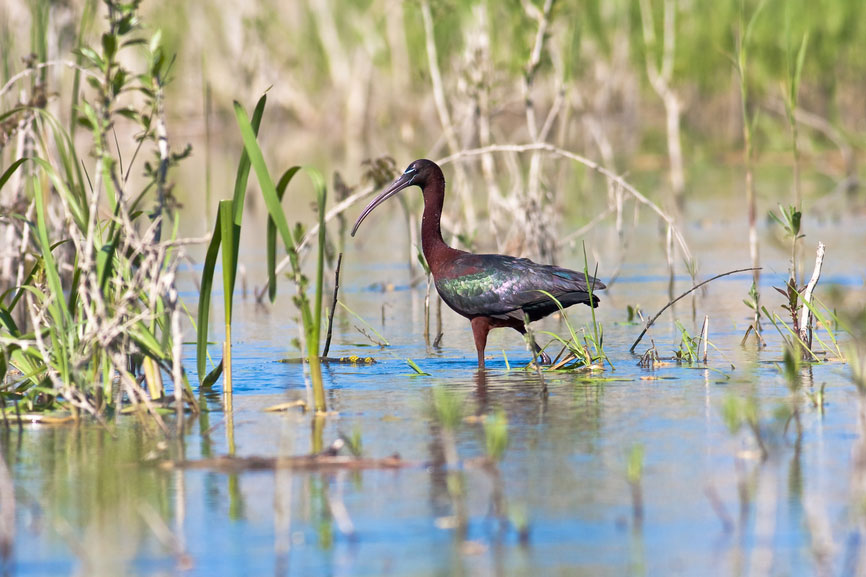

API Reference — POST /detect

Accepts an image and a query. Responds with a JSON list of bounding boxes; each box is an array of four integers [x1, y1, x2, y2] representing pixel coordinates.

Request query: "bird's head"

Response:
[[351, 159, 439, 236]]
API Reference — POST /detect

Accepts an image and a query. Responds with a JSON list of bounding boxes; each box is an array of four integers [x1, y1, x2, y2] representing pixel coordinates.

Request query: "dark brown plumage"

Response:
[[352, 159, 604, 368]]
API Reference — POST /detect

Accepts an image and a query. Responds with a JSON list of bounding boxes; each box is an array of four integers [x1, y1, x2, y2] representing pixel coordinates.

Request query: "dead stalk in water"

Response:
[[639, 0, 685, 205], [420, 0, 475, 232], [322, 253, 343, 358], [798, 243, 825, 357], [631, 268, 759, 353]]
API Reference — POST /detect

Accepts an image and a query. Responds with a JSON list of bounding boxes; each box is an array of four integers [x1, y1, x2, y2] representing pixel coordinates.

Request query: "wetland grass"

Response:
[[196, 95, 329, 412], [0, 1, 196, 422]]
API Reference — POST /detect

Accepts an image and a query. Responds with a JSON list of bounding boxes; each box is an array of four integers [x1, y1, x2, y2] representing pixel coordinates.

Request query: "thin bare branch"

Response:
[[630, 267, 760, 353], [437, 143, 693, 263]]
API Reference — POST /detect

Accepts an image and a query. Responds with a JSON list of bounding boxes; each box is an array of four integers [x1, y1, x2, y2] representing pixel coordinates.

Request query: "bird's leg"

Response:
[[470, 317, 491, 369], [514, 326, 551, 365]]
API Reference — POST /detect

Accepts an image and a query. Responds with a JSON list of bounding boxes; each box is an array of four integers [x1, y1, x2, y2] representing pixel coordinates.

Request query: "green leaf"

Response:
[[268, 167, 302, 302], [101, 32, 117, 62], [219, 200, 237, 323], [129, 322, 165, 360], [743, 0, 767, 49], [32, 179, 69, 331], [792, 32, 809, 106], [74, 46, 104, 70], [201, 359, 223, 389], [196, 210, 222, 385], [0, 307, 19, 336], [0, 158, 27, 192], [233, 101, 295, 254], [310, 166, 327, 349], [406, 358, 430, 376], [149, 29, 163, 54]]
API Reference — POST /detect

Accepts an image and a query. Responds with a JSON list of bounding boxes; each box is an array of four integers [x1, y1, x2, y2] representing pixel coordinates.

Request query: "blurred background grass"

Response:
[[1, 0, 864, 237]]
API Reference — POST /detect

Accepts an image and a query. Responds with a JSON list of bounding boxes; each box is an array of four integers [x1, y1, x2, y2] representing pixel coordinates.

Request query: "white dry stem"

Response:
[[521, 0, 557, 261], [638, 0, 685, 200], [798, 242, 825, 352], [0, 60, 100, 100], [420, 0, 475, 231]]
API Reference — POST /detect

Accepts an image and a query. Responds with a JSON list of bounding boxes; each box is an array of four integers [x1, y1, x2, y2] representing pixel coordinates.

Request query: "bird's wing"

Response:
[[434, 253, 604, 320]]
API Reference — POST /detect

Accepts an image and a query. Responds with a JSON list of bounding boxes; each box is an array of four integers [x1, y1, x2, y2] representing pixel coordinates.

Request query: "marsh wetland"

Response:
[[1, 0, 866, 575]]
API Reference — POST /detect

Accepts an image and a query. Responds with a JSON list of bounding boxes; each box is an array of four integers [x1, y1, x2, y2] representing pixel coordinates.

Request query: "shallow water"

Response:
[[5, 204, 866, 576]]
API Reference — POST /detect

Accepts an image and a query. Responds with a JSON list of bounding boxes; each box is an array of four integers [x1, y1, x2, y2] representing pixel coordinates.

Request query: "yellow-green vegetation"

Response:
[[0, 0, 196, 421]]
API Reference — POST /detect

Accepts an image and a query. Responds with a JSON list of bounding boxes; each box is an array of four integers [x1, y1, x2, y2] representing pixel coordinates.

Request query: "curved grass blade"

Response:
[[268, 167, 301, 302], [196, 210, 222, 384]]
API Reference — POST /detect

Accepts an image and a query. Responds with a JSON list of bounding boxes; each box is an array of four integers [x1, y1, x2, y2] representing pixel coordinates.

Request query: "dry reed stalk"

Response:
[[638, 0, 685, 204], [420, 0, 476, 233], [798, 242, 825, 356], [437, 142, 693, 264]]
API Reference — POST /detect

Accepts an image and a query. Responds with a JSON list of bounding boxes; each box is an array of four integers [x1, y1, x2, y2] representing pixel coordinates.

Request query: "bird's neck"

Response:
[[420, 174, 458, 272]]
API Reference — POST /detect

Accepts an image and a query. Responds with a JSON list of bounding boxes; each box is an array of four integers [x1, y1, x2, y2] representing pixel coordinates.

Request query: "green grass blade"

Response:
[[0, 158, 26, 191], [231, 94, 267, 223], [196, 209, 222, 384], [268, 167, 302, 302], [233, 101, 296, 253], [310, 166, 327, 350], [219, 200, 237, 323], [32, 178, 69, 331]]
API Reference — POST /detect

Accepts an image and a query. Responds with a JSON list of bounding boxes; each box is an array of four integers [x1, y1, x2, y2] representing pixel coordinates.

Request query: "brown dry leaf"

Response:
[[263, 400, 307, 412]]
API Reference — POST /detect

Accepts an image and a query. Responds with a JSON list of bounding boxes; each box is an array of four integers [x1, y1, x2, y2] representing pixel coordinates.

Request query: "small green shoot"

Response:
[[406, 358, 430, 376]]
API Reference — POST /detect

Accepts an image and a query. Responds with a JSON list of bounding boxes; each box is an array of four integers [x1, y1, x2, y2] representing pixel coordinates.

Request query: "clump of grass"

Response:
[[536, 246, 611, 371], [673, 321, 700, 363], [196, 95, 329, 412], [0, 1, 196, 422]]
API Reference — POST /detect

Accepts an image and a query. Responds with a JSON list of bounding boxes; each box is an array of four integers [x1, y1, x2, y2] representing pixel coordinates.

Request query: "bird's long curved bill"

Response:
[[351, 172, 415, 236]]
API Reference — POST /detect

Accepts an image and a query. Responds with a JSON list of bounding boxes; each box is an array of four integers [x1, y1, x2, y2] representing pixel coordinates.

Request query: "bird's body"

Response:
[[352, 159, 604, 368]]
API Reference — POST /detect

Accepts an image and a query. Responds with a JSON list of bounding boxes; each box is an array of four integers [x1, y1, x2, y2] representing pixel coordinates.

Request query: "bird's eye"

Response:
[[404, 167, 416, 175]]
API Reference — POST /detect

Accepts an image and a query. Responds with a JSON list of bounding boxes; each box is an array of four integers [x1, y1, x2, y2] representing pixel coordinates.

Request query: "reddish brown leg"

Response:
[[470, 317, 491, 369]]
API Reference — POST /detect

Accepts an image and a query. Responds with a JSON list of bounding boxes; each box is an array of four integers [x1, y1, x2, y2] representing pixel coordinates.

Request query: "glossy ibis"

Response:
[[352, 159, 605, 369]]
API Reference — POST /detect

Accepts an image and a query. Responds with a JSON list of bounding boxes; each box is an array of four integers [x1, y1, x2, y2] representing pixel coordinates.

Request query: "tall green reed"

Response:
[[195, 95, 329, 413]]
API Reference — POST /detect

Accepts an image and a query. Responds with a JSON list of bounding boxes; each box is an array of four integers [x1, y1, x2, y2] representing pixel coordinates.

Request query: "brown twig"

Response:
[[322, 252, 343, 357], [630, 268, 760, 353]]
